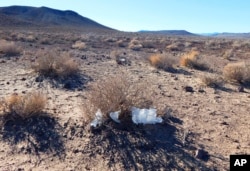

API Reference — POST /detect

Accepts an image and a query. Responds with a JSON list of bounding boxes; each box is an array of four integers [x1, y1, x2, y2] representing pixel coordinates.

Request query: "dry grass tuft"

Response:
[[180, 50, 209, 71], [72, 41, 87, 50], [0, 40, 21, 56], [180, 50, 199, 66], [82, 74, 153, 123], [148, 53, 177, 72], [0, 92, 47, 120], [33, 50, 79, 79], [223, 62, 250, 84]]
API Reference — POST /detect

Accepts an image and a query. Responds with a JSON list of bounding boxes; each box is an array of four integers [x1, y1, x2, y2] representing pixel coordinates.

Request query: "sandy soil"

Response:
[[0, 29, 249, 171]]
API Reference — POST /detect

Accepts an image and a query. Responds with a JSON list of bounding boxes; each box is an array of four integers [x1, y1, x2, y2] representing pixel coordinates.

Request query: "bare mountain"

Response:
[[0, 6, 113, 31]]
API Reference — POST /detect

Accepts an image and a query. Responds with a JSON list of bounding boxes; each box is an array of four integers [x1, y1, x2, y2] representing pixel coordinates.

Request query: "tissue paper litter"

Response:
[[109, 111, 121, 123], [131, 107, 163, 124], [90, 109, 103, 127]]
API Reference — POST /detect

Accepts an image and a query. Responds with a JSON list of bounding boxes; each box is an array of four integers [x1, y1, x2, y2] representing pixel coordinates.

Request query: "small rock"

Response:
[[221, 121, 229, 125], [198, 89, 205, 93], [73, 149, 80, 153], [20, 77, 26, 81], [183, 86, 194, 92]]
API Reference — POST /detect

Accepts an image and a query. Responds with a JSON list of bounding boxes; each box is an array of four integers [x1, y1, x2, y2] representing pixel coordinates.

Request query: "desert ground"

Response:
[[0, 28, 250, 171]]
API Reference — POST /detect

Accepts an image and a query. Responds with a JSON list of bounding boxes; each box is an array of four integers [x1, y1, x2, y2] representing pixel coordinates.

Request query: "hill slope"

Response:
[[0, 6, 112, 30]]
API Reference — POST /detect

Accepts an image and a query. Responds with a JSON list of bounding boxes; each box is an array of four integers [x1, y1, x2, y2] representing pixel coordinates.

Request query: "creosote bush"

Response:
[[223, 62, 250, 84], [180, 50, 209, 71], [148, 53, 177, 72], [83, 74, 153, 123], [0, 39, 21, 56], [0, 91, 47, 120], [33, 50, 79, 79]]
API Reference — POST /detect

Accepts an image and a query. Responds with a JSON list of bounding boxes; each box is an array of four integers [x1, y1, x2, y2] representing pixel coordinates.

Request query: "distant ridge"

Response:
[[139, 30, 197, 36], [198, 32, 250, 38], [0, 6, 113, 31]]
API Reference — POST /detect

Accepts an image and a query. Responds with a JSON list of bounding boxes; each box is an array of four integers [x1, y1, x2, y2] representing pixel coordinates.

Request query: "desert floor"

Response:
[[0, 28, 250, 171]]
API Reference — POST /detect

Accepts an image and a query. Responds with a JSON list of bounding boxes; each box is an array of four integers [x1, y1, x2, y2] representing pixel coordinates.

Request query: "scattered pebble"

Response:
[[183, 86, 194, 92]]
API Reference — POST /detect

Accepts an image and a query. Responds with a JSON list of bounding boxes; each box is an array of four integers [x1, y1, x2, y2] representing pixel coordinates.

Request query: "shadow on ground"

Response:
[[35, 73, 92, 91], [83, 116, 214, 171], [162, 68, 192, 75], [0, 114, 65, 158]]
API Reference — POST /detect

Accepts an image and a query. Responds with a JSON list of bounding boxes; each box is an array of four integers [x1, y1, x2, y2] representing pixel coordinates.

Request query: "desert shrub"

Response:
[[222, 49, 234, 60], [0, 40, 21, 56], [141, 40, 156, 48], [83, 74, 153, 123], [166, 42, 184, 51], [223, 62, 250, 84], [0, 92, 47, 120], [128, 39, 143, 51], [180, 50, 209, 71], [205, 39, 220, 50], [116, 39, 127, 47], [25, 35, 36, 42], [104, 38, 117, 43], [148, 53, 177, 72], [72, 41, 86, 50], [200, 75, 224, 88], [33, 50, 79, 79], [39, 38, 52, 45]]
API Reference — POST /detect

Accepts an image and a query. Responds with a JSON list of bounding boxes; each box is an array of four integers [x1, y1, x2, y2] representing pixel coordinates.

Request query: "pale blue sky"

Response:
[[0, 0, 249, 33]]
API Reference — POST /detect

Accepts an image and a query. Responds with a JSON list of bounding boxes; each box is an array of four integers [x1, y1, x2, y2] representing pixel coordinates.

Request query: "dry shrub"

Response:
[[0, 40, 21, 56], [83, 74, 153, 123], [148, 53, 177, 72], [1, 92, 47, 120], [116, 39, 127, 47], [141, 40, 156, 48], [222, 49, 234, 60], [166, 43, 184, 51], [180, 50, 209, 71], [128, 39, 143, 51], [72, 41, 87, 50], [25, 35, 36, 42], [33, 50, 79, 79], [200, 75, 224, 88], [104, 38, 117, 43], [180, 50, 199, 66], [39, 38, 51, 45], [223, 62, 250, 84]]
